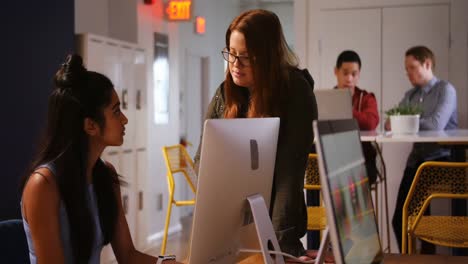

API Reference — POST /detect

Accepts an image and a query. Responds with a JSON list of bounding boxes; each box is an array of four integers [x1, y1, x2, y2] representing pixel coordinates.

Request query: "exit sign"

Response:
[[165, 0, 192, 21]]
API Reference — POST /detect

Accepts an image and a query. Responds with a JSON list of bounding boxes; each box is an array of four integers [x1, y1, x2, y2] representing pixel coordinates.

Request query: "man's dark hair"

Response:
[[336, 50, 361, 69]]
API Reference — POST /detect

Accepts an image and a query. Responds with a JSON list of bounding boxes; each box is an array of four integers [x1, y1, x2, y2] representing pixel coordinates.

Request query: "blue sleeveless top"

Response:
[[21, 163, 104, 264]]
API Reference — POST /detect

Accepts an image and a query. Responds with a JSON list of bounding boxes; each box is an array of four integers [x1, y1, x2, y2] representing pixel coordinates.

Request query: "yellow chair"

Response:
[[161, 144, 197, 255], [304, 154, 327, 231], [402, 161, 468, 254]]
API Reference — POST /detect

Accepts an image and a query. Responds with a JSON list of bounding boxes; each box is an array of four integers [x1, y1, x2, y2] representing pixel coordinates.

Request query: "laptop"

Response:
[[188, 118, 280, 264], [313, 119, 385, 264], [314, 89, 353, 120]]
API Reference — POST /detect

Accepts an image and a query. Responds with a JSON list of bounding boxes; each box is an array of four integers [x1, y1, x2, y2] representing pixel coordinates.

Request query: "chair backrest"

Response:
[[305, 153, 320, 190], [0, 219, 30, 264], [404, 161, 468, 218], [162, 144, 197, 193]]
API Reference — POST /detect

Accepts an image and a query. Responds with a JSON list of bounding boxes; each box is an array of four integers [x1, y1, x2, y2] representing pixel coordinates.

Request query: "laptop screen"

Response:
[[314, 119, 383, 264], [314, 89, 353, 120]]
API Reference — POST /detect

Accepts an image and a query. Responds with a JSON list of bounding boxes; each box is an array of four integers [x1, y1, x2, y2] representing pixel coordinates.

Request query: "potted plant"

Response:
[[385, 104, 423, 134]]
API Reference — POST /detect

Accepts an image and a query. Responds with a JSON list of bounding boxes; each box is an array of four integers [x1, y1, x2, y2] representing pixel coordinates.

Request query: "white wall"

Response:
[[136, 0, 239, 248], [267, 3, 294, 49], [179, 0, 240, 99], [75, 0, 109, 37], [450, 0, 468, 128], [75, 0, 138, 43], [109, 0, 138, 43], [240, 2, 295, 50]]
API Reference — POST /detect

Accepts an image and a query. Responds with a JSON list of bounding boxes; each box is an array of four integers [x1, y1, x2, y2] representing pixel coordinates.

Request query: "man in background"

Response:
[[387, 45, 458, 253], [335, 50, 379, 186]]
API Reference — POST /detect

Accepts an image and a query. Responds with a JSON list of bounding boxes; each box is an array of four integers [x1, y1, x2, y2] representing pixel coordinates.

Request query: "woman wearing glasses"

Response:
[[194, 9, 318, 262]]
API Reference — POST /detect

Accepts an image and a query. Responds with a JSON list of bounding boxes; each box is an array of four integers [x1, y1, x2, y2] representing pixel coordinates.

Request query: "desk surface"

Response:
[[239, 253, 468, 264], [360, 130, 379, 142], [360, 129, 468, 143]]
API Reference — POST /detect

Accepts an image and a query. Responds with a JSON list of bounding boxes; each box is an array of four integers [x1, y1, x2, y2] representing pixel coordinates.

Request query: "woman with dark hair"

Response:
[[194, 9, 318, 261], [20, 54, 177, 263]]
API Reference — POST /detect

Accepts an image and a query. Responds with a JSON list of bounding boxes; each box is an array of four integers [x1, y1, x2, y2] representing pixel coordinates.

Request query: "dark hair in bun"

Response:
[[54, 54, 87, 89], [21, 54, 120, 262]]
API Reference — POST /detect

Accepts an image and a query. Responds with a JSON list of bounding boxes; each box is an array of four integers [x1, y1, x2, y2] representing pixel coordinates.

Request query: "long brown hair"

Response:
[[224, 9, 298, 118]]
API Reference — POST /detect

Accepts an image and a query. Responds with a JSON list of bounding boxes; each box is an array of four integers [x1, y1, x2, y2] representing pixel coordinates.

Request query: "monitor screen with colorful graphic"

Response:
[[314, 119, 384, 264]]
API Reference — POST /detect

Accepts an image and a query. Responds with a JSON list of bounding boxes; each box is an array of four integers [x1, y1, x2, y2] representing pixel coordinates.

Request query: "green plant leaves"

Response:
[[385, 104, 423, 116]]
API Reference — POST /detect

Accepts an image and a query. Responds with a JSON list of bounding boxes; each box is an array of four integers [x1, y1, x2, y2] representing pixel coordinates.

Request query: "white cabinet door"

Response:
[[136, 148, 148, 248], [134, 49, 148, 149], [134, 49, 149, 249], [120, 46, 136, 151], [79, 34, 148, 262], [318, 8, 382, 113], [85, 38, 119, 85], [382, 5, 450, 111], [85, 38, 121, 157], [120, 150, 137, 240]]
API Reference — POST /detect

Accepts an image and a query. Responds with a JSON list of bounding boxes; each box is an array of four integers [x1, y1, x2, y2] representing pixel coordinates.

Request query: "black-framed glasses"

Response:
[[221, 50, 251, 67]]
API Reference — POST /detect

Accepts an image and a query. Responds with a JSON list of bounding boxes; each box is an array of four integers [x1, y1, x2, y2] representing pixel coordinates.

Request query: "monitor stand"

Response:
[[246, 194, 285, 264], [315, 227, 330, 264], [246, 194, 331, 264]]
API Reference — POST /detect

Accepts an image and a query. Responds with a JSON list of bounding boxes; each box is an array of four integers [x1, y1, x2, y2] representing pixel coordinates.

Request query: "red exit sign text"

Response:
[[166, 0, 192, 21]]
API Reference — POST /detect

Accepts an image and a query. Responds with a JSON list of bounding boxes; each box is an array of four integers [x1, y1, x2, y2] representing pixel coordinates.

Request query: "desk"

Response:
[[360, 129, 468, 143], [360, 130, 379, 142], [239, 253, 468, 264]]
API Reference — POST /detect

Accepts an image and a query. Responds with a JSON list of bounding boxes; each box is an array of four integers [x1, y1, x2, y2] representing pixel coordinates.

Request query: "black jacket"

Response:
[[194, 68, 317, 256]]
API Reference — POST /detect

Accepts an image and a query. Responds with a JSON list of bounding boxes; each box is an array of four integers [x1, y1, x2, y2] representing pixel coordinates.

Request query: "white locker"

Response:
[[136, 148, 148, 248], [77, 33, 149, 262], [85, 38, 120, 85], [120, 46, 137, 151], [134, 48, 149, 248], [134, 49, 148, 150], [120, 150, 137, 240]]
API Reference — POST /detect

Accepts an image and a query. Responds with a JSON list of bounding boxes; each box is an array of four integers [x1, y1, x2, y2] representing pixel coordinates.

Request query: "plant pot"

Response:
[[390, 115, 420, 134]]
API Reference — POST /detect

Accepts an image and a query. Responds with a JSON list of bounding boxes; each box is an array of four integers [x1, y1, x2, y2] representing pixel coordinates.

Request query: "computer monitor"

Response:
[[313, 119, 384, 264], [188, 118, 280, 264], [314, 89, 353, 120]]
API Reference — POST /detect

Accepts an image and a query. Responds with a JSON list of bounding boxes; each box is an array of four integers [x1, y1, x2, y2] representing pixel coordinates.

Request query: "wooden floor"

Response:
[[144, 215, 193, 262], [105, 215, 193, 263]]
